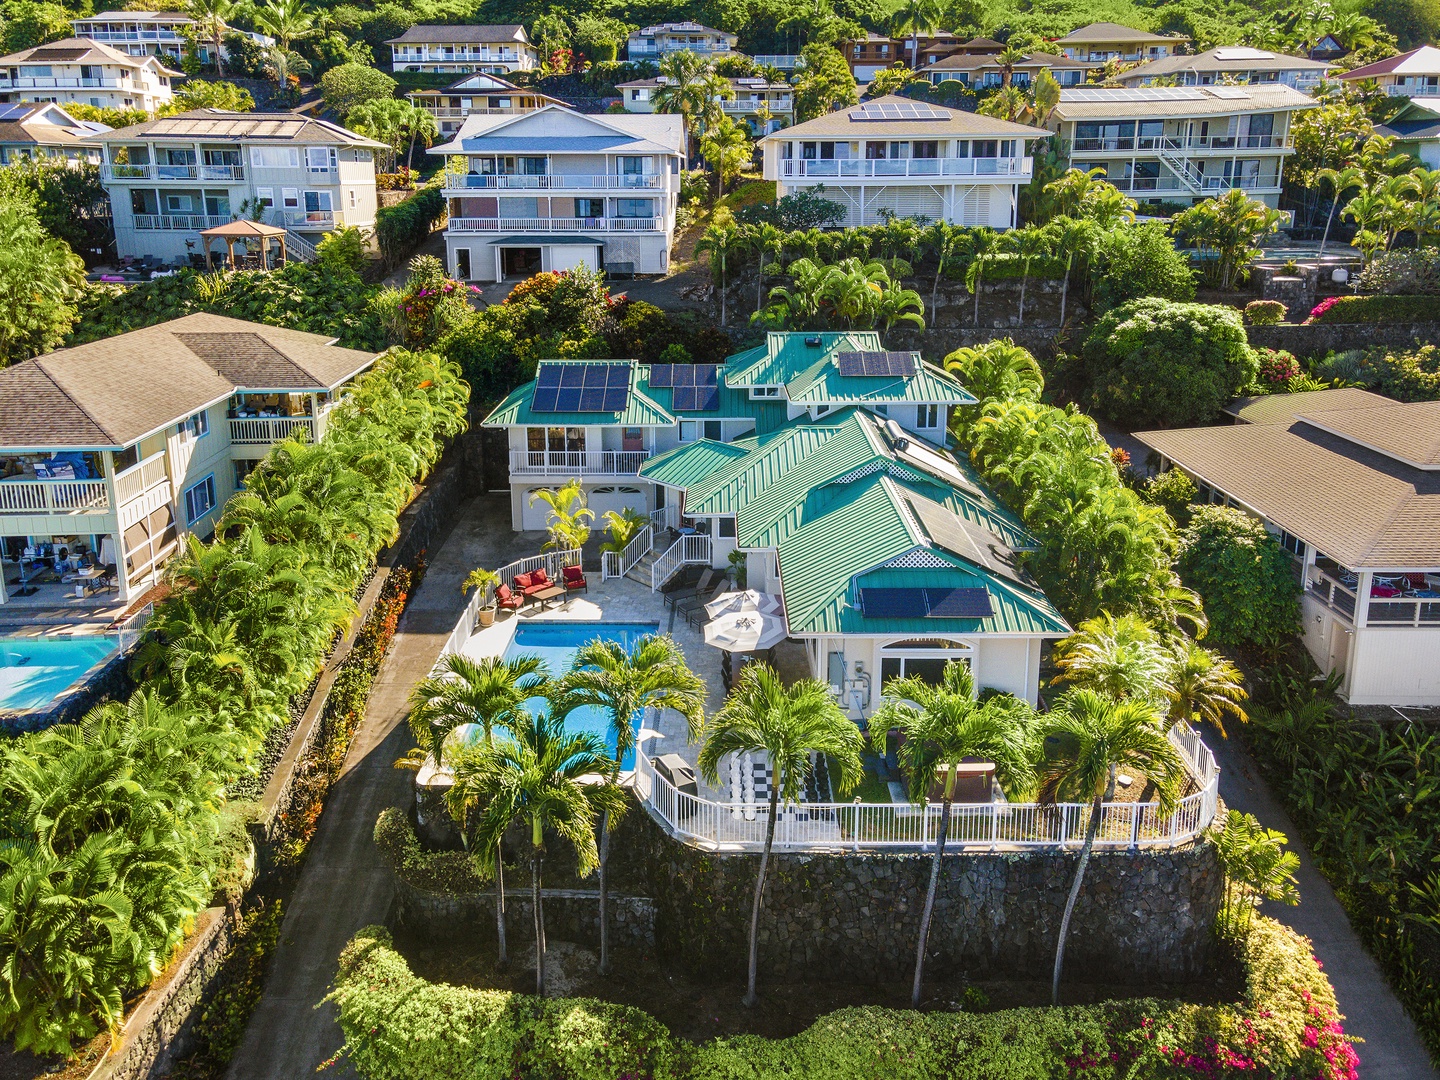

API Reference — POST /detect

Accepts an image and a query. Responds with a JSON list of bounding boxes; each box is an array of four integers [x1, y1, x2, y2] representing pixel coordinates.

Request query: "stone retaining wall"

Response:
[[394, 882, 656, 951], [1246, 322, 1440, 357]]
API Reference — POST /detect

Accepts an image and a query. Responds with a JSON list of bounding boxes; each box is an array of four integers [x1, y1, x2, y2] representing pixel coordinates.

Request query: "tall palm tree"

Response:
[[1315, 165, 1363, 257], [188, 0, 235, 76], [873, 662, 1035, 1007], [1012, 224, 1055, 327], [697, 665, 863, 1007], [698, 114, 753, 193], [1165, 640, 1248, 737], [1053, 216, 1101, 328], [754, 221, 784, 313], [446, 710, 624, 996], [696, 222, 736, 326], [1038, 690, 1186, 1005], [996, 45, 1027, 88], [249, 0, 317, 85], [556, 634, 706, 976], [404, 654, 547, 969], [966, 227, 998, 328], [892, 0, 942, 71], [652, 49, 710, 168]]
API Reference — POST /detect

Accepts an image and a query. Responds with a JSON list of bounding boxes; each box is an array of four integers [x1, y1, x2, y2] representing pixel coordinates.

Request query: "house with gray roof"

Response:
[[0, 313, 377, 607], [0, 37, 177, 114], [430, 104, 684, 281], [1376, 98, 1440, 169], [1136, 391, 1440, 706], [1054, 22, 1189, 69], [1118, 46, 1330, 91], [386, 24, 537, 74], [625, 22, 737, 62], [0, 101, 107, 165]]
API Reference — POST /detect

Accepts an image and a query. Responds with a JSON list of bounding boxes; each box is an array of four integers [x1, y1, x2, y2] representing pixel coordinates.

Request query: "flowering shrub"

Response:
[[331, 915, 1357, 1079], [1305, 295, 1437, 324], [1255, 348, 1300, 387], [1244, 299, 1287, 326]]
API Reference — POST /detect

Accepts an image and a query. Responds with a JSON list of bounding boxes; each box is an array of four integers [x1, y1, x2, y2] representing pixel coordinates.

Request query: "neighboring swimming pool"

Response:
[[503, 621, 661, 769], [0, 634, 119, 714]]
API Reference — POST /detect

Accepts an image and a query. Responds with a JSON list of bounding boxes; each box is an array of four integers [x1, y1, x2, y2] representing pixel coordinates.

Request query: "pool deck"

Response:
[[456, 575, 809, 801]]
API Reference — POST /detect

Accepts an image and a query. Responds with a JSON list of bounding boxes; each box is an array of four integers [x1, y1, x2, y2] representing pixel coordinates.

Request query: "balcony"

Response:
[[509, 449, 650, 476], [230, 416, 316, 446], [270, 210, 340, 227], [628, 42, 733, 57], [133, 213, 231, 230], [112, 452, 168, 505], [0, 75, 126, 89], [723, 98, 792, 112], [750, 54, 799, 68], [443, 169, 665, 191], [781, 157, 1032, 179], [449, 216, 660, 234], [1102, 173, 1281, 193], [1307, 568, 1357, 620], [1072, 134, 1293, 153], [1388, 83, 1440, 96], [0, 479, 109, 515]]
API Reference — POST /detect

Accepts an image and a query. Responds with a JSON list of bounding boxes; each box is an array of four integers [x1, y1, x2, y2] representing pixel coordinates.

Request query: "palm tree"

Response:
[[1038, 690, 1187, 1005], [1053, 216, 1101, 328], [249, 0, 317, 85], [404, 654, 546, 969], [1049, 613, 1173, 705], [1012, 225, 1055, 327], [188, 0, 235, 76], [965, 227, 998, 328], [754, 221, 784, 313], [873, 662, 1034, 1006], [996, 45, 1027, 88], [652, 49, 710, 168], [1173, 190, 1282, 289], [1165, 640, 1248, 737], [528, 478, 594, 551], [556, 634, 706, 975], [696, 222, 736, 326], [1316, 165, 1363, 257], [446, 709, 623, 995], [699, 114, 753, 193], [892, 0, 943, 70], [697, 665, 863, 1006], [598, 507, 647, 558]]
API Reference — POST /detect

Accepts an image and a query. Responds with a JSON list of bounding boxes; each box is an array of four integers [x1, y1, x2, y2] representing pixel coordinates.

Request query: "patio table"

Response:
[[531, 584, 567, 610]]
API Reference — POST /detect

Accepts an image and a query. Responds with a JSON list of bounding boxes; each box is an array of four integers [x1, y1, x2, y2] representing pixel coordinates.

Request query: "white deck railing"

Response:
[[439, 547, 584, 661], [508, 449, 649, 476], [602, 525, 652, 580], [230, 416, 315, 445], [113, 452, 168, 505], [651, 533, 710, 591], [781, 157, 1032, 179], [445, 170, 666, 191], [0, 478, 109, 514], [447, 216, 660, 234], [634, 722, 1219, 854]]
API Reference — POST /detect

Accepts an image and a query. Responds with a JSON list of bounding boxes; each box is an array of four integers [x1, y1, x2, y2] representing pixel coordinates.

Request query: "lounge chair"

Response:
[[562, 565, 587, 594], [675, 579, 726, 629], [664, 568, 719, 611]]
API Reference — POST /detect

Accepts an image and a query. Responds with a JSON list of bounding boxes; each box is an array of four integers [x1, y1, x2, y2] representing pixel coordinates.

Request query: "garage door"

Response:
[[549, 245, 597, 273], [587, 484, 649, 521]]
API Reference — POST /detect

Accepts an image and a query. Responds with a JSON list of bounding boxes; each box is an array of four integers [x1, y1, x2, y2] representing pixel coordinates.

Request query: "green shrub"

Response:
[[1141, 468, 1197, 529], [1082, 298, 1257, 428], [1315, 344, 1440, 401], [374, 806, 485, 893], [1177, 505, 1300, 653], [376, 186, 445, 269], [1304, 294, 1437, 324], [1088, 221, 1196, 314], [330, 918, 1357, 1079], [1354, 248, 1440, 296], [1244, 299, 1286, 325]]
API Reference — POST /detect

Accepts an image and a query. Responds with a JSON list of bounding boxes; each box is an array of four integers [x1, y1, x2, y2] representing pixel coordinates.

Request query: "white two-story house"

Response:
[[89, 110, 383, 264], [0, 313, 376, 607], [387, 25, 537, 75], [432, 105, 684, 281], [619, 75, 793, 135], [407, 71, 565, 136], [626, 22, 737, 62], [1137, 390, 1440, 706], [70, 11, 273, 65], [1047, 84, 1315, 208], [0, 38, 176, 114], [1339, 46, 1440, 100], [1119, 47, 1331, 91], [1054, 22, 1189, 71], [760, 95, 1040, 228], [924, 51, 1087, 88]]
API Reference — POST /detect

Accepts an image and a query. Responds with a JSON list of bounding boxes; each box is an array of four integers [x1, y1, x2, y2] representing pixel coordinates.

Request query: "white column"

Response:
[[1355, 571, 1371, 628]]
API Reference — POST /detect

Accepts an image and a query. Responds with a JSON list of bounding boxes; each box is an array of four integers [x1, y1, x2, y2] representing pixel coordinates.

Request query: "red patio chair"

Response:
[[563, 565, 587, 593], [494, 583, 522, 611]]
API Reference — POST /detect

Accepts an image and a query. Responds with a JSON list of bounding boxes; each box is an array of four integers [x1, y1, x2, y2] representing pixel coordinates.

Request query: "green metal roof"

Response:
[[482, 360, 675, 428], [633, 364, 789, 425], [722, 331, 975, 408], [640, 438, 749, 488]]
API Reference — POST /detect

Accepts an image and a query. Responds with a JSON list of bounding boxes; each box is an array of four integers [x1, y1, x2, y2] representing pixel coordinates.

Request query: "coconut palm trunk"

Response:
[[1017, 261, 1031, 326], [912, 788, 951, 1007], [532, 818, 546, 996], [1059, 253, 1073, 327], [597, 810, 611, 974], [973, 259, 983, 328], [1052, 791, 1103, 1005], [495, 857, 508, 968], [745, 777, 781, 1008]]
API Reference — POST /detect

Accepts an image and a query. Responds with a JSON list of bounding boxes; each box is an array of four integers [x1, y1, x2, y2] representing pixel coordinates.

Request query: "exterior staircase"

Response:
[[626, 548, 660, 587], [282, 228, 320, 263], [1157, 144, 1205, 196]]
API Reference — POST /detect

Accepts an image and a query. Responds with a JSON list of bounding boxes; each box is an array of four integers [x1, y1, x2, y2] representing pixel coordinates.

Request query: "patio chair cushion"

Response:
[[514, 572, 534, 590], [495, 584, 522, 609], [532, 567, 550, 586], [563, 566, 586, 589]]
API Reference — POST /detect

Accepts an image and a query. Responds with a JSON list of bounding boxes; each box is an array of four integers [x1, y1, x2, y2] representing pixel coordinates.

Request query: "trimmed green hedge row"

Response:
[[1305, 295, 1438, 325], [376, 186, 446, 269], [330, 917, 1357, 1079]]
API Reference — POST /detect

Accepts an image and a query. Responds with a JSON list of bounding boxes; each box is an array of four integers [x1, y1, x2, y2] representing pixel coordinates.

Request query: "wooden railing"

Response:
[[651, 533, 710, 591], [602, 525, 652, 580], [508, 449, 649, 476], [634, 721, 1219, 854], [0, 478, 109, 514], [113, 452, 168, 504], [230, 416, 316, 445]]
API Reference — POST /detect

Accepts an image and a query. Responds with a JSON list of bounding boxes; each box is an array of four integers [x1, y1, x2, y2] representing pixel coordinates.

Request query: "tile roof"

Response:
[[1134, 416, 1440, 569], [0, 314, 377, 450], [1298, 400, 1440, 468], [1223, 387, 1391, 424], [83, 110, 386, 147], [0, 36, 176, 70], [386, 24, 528, 45], [763, 95, 1045, 140]]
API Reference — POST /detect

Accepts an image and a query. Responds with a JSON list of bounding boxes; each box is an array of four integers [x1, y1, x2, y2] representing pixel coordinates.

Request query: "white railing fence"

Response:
[[634, 721, 1219, 854], [650, 504, 679, 533], [602, 525, 653, 580], [508, 449, 650, 475], [0, 478, 109, 514], [229, 416, 315, 445], [437, 547, 583, 663], [651, 533, 711, 591], [113, 451, 168, 504]]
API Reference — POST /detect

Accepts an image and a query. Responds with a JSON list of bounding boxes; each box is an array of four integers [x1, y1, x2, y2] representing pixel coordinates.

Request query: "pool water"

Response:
[[503, 622, 661, 769], [0, 635, 119, 713]]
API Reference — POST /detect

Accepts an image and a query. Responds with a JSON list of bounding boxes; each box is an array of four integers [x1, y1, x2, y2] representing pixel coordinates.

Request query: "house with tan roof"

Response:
[[0, 37, 177, 114], [924, 50, 1087, 89], [1337, 45, 1440, 100], [1047, 84, 1315, 207], [0, 314, 378, 608], [1054, 22, 1189, 69], [386, 24, 537, 75], [760, 95, 1042, 228], [618, 75, 793, 135], [626, 23, 737, 62], [0, 101, 107, 165], [1118, 46, 1331, 91], [406, 71, 564, 137], [1136, 390, 1440, 706]]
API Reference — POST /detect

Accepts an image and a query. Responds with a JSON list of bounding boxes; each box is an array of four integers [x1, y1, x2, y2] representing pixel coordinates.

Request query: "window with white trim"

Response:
[[251, 146, 301, 169], [183, 474, 216, 524], [916, 404, 939, 429], [254, 186, 274, 209]]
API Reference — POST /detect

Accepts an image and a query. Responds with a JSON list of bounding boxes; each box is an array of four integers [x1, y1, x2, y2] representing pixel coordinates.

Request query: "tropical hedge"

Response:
[[329, 917, 1356, 1079], [1304, 295, 1437, 325], [0, 349, 468, 1055]]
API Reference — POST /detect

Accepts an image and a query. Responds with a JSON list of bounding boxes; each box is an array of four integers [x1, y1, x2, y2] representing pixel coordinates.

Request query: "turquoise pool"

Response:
[[0, 635, 118, 713], [503, 621, 661, 769]]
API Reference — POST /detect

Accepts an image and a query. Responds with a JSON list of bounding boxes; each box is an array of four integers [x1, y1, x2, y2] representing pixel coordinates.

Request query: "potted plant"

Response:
[[462, 568, 501, 628]]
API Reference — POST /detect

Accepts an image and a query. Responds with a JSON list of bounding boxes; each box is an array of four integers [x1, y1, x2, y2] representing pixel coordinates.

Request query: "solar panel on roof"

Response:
[[536, 365, 562, 387], [836, 350, 917, 377], [648, 363, 674, 387], [1063, 86, 1207, 101], [925, 588, 995, 618], [530, 362, 631, 412], [0, 104, 31, 121], [31, 48, 89, 61], [849, 101, 949, 121], [860, 587, 994, 619], [672, 384, 720, 412]]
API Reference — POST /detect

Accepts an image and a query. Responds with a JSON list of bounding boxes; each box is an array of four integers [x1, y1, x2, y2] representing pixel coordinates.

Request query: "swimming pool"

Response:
[[503, 621, 661, 769], [0, 635, 119, 713]]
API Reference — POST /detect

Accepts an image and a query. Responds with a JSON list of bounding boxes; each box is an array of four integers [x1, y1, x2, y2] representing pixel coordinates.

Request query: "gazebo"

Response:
[[199, 219, 289, 270]]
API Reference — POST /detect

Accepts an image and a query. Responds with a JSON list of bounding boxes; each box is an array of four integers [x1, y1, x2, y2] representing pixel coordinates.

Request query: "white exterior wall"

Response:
[[2, 59, 173, 113], [1346, 627, 1440, 706]]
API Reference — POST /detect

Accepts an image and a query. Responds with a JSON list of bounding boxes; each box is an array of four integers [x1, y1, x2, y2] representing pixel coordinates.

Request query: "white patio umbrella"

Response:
[[705, 589, 782, 618], [703, 609, 788, 652]]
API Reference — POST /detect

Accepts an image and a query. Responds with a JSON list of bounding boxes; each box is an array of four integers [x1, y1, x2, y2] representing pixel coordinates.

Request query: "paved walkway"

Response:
[[1211, 734, 1438, 1079], [226, 494, 539, 1080]]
